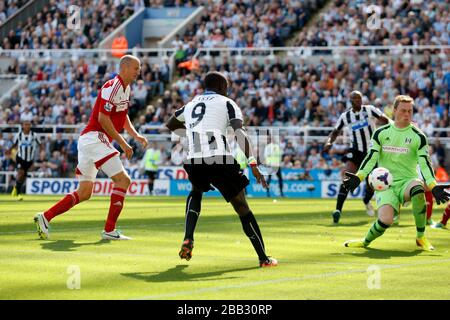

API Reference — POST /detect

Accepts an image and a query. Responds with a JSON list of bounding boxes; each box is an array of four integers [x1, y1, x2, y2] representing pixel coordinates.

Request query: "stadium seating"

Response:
[[0, 0, 31, 25], [178, 0, 325, 49], [293, 0, 450, 46], [0, 0, 449, 180], [1, 0, 140, 49], [0, 49, 449, 173]]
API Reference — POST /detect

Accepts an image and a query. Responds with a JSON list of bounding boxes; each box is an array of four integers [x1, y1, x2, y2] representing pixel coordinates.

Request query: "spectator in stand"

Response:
[[294, 0, 450, 47], [133, 80, 148, 108], [1, 0, 142, 49], [50, 132, 66, 154]]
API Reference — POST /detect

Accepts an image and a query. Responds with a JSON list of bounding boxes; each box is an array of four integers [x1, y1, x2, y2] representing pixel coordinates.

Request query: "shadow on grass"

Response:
[[325, 221, 413, 228], [121, 264, 260, 283], [328, 221, 371, 227], [338, 247, 440, 259], [40, 239, 110, 252], [389, 224, 413, 228]]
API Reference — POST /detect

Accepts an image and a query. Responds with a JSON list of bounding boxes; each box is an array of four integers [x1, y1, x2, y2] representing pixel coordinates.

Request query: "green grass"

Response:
[[1, 195, 449, 300]]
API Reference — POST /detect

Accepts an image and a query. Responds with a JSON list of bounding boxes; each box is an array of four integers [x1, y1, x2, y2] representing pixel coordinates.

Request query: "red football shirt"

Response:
[[81, 75, 131, 142]]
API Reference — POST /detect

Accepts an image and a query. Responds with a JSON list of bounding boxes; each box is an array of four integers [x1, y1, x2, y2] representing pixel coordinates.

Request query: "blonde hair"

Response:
[[393, 95, 414, 109]]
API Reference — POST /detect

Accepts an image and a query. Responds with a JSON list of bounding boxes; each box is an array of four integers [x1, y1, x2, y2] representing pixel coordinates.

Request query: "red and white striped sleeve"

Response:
[[99, 78, 122, 115]]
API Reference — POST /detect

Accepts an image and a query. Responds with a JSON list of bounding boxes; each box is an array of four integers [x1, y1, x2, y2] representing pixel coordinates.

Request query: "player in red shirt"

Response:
[[34, 55, 148, 240]]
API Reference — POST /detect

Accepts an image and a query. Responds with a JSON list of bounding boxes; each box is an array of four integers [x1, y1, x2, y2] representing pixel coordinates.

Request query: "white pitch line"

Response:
[[0, 221, 212, 236], [130, 258, 450, 300], [0, 215, 322, 236]]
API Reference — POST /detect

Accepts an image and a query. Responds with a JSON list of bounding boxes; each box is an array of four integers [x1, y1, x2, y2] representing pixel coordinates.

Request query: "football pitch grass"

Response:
[[1, 195, 449, 300]]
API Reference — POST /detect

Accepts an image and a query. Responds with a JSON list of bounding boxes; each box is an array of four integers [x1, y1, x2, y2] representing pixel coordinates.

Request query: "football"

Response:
[[369, 167, 393, 191]]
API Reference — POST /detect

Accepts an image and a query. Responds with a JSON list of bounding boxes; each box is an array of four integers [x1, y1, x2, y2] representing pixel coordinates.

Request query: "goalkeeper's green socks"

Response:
[[411, 186, 426, 238], [363, 219, 390, 246]]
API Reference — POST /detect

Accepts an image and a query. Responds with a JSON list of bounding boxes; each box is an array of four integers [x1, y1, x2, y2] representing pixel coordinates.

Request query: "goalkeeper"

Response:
[[343, 95, 450, 251]]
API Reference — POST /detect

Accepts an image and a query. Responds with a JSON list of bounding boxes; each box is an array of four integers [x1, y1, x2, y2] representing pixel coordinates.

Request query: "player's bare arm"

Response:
[[323, 129, 341, 152], [230, 118, 268, 189], [98, 112, 133, 160], [165, 115, 187, 137], [378, 114, 391, 126], [124, 115, 148, 149]]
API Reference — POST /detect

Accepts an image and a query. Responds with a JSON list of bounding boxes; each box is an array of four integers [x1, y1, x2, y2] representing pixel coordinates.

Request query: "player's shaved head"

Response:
[[119, 55, 140, 70], [204, 71, 229, 96], [118, 55, 141, 86]]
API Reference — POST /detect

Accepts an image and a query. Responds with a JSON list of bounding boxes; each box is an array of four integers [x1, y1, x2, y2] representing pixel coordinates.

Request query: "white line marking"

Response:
[[130, 258, 450, 300], [0, 215, 308, 236]]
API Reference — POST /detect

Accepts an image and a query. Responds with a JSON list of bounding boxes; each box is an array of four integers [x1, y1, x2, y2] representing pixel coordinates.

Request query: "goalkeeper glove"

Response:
[[343, 172, 361, 192], [431, 184, 450, 205]]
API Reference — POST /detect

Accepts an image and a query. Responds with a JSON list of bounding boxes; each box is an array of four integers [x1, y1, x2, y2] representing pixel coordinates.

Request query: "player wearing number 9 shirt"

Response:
[[165, 71, 278, 267]]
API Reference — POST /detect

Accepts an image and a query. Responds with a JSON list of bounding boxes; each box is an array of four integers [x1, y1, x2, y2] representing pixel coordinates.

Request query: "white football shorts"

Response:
[[76, 131, 124, 181]]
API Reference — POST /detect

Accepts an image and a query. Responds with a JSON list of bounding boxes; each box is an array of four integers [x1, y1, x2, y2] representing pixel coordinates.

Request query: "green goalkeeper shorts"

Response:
[[375, 178, 423, 213]]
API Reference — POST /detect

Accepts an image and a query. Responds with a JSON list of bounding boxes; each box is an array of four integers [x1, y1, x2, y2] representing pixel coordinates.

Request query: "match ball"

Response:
[[368, 167, 393, 191]]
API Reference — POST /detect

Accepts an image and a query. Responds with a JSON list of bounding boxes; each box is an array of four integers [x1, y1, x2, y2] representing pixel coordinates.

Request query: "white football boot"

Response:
[[101, 230, 132, 240], [34, 212, 49, 240]]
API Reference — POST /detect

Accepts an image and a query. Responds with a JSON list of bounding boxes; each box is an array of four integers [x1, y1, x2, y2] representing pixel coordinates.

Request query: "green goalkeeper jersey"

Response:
[[357, 123, 436, 188]]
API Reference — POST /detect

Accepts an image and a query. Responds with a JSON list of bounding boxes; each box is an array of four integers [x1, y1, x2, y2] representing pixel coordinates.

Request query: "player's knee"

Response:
[[189, 189, 202, 200], [113, 173, 131, 188], [379, 216, 393, 226], [78, 190, 92, 202], [123, 175, 131, 187], [378, 206, 394, 226], [232, 199, 249, 216]]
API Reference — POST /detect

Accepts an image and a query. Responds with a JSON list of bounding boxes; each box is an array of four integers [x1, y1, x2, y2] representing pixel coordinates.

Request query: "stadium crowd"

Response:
[[138, 47, 449, 170], [0, 55, 171, 123], [168, 51, 450, 130], [294, 0, 450, 47], [1, 0, 325, 50], [0, 0, 449, 184], [1, 0, 140, 50], [174, 0, 325, 59], [0, 0, 30, 26], [1, 50, 449, 178], [0, 0, 31, 24]]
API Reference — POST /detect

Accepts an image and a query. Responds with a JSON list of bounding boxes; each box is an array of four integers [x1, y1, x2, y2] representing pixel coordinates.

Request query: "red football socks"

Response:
[[425, 191, 433, 220], [441, 205, 450, 226], [44, 192, 80, 222], [104, 187, 127, 232]]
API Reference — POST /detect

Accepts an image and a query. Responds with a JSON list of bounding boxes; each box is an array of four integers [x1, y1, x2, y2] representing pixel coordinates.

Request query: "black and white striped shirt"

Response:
[[334, 105, 385, 154], [13, 131, 41, 162], [174, 91, 243, 159]]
